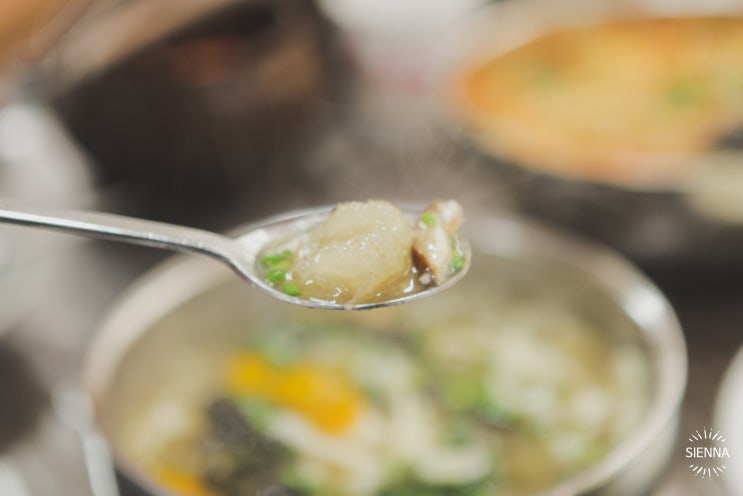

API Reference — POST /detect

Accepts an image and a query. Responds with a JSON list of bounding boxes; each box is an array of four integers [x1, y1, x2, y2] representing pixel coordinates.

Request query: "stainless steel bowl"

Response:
[[82, 209, 687, 496]]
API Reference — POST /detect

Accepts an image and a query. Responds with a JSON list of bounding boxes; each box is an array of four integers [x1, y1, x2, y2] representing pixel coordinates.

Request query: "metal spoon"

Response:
[[0, 200, 470, 310]]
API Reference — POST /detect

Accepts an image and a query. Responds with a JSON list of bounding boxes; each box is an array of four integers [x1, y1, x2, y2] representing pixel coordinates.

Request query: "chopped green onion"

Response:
[[527, 63, 560, 87], [665, 79, 707, 107], [445, 419, 476, 447], [420, 213, 438, 227], [444, 378, 481, 410], [236, 397, 275, 429], [450, 254, 466, 271], [259, 250, 292, 268], [283, 282, 302, 297], [475, 396, 516, 428], [280, 469, 320, 495], [266, 268, 287, 283]]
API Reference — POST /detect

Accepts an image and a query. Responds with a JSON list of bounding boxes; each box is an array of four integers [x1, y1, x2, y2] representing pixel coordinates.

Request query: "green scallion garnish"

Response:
[[450, 254, 466, 271], [259, 249, 292, 268], [283, 282, 302, 297], [420, 213, 437, 227], [266, 268, 287, 283]]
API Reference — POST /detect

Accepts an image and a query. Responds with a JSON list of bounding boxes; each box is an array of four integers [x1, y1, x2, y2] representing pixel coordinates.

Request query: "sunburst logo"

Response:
[[685, 427, 729, 479]]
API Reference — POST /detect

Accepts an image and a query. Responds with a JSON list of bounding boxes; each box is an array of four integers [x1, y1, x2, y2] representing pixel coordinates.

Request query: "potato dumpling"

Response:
[[292, 200, 414, 303]]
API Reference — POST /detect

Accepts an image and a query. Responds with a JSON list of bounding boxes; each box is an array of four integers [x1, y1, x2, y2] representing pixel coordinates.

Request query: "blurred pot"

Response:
[[452, 0, 743, 271], [50, 0, 331, 226], [82, 208, 687, 496]]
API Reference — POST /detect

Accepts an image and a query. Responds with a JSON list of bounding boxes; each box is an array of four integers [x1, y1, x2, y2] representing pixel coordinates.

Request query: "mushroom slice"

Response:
[[412, 200, 465, 285]]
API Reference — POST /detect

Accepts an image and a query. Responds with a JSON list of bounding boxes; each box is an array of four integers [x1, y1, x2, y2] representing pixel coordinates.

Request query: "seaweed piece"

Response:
[[202, 398, 302, 496]]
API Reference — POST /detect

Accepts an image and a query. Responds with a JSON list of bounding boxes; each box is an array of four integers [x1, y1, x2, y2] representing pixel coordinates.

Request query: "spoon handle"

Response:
[[0, 198, 237, 265]]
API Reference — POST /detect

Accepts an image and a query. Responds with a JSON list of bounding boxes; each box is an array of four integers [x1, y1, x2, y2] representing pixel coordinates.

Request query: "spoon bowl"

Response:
[[0, 201, 470, 310]]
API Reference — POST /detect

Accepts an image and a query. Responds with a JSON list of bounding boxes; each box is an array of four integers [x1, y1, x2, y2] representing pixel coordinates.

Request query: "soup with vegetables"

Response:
[[115, 256, 650, 496], [460, 17, 743, 186]]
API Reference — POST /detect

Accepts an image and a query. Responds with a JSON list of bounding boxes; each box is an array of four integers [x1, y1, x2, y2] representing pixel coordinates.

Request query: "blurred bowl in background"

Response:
[[451, 0, 743, 269], [456, 3, 743, 189], [50, 0, 332, 227], [83, 209, 686, 496]]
